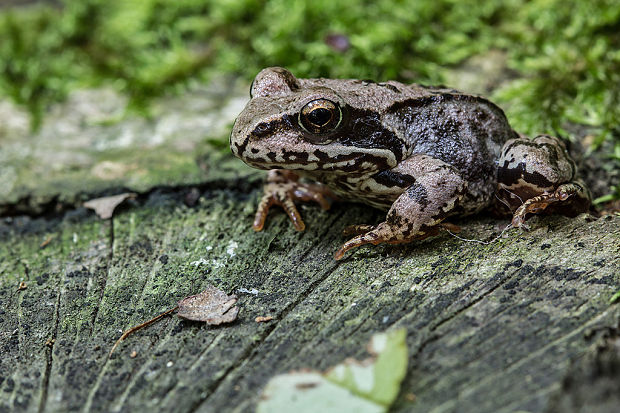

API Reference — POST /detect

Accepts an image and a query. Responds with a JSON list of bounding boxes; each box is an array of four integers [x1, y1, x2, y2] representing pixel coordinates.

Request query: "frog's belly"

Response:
[[301, 171, 400, 210]]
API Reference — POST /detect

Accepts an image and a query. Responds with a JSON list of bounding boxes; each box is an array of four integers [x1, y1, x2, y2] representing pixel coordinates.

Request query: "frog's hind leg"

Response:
[[497, 134, 591, 228], [335, 156, 467, 260]]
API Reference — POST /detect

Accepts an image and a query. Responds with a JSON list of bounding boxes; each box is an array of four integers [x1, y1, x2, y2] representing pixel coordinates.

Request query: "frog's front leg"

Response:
[[497, 134, 591, 228], [253, 169, 335, 232], [334, 155, 467, 260]]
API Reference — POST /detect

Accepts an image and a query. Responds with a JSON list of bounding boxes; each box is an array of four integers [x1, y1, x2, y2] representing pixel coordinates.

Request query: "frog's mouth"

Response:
[[242, 145, 397, 175]]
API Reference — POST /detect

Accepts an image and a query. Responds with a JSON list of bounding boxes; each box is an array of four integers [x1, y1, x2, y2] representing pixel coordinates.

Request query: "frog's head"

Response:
[[230, 67, 405, 176]]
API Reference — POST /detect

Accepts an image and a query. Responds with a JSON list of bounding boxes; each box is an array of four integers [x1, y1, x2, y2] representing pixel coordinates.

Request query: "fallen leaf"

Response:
[[109, 285, 239, 356], [257, 329, 408, 413], [259, 372, 382, 413], [177, 285, 239, 325], [84, 193, 136, 219]]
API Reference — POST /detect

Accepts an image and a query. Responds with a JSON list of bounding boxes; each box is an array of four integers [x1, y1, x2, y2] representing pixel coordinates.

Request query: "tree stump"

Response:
[[1, 85, 618, 413]]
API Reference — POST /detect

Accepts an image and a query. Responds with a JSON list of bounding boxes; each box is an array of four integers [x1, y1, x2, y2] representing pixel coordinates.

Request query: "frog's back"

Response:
[[389, 90, 515, 176], [384, 88, 517, 213]]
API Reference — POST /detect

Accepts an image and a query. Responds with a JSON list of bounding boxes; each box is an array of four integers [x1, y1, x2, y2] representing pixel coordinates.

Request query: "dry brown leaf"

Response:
[[177, 285, 239, 325], [84, 193, 136, 219], [109, 285, 239, 357]]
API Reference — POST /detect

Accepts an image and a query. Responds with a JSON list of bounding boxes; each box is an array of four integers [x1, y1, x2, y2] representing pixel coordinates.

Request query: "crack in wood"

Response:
[[38, 287, 62, 413], [0, 177, 263, 220], [90, 220, 114, 336], [111, 316, 177, 411], [151, 330, 223, 405], [459, 310, 615, 401]]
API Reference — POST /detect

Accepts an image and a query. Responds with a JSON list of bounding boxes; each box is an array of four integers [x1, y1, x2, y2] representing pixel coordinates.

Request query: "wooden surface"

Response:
[[1, 85, 619, 413]]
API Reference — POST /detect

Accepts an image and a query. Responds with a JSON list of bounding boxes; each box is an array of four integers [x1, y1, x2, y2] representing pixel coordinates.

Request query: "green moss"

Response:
[[1, 0, 618, 169]]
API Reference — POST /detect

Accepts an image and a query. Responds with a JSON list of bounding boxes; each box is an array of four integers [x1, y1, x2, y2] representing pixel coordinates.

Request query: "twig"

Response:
[[109, 305, 179, 357]]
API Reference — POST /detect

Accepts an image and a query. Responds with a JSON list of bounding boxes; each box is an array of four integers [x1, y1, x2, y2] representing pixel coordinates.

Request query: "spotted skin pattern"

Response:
[[230, 67, 591, 259]]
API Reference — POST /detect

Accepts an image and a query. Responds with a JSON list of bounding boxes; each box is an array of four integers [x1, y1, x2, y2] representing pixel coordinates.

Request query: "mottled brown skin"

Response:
[[230, 67, 591, 259]]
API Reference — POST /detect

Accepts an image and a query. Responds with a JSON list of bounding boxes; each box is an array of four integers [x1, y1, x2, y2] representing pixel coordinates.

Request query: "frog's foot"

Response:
[[253, 169, 336, 232], [334, 155, 467, 260], [336, 222, 461, 259], [511, 180, 591, 228], [335, 224, 445, 260]]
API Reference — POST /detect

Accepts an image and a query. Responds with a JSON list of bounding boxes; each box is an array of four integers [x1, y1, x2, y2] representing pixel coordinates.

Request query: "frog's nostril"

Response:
[[252, 122, 274, 138]]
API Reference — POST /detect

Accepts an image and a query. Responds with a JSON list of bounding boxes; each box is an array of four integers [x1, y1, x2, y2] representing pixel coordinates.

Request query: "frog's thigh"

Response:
[[335, 156, 467, 259]]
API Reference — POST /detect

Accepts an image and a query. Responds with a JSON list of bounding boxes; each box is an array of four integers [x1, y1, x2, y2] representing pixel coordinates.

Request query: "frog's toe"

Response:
[[293, 186, 332, 210], [438, 222, 461, 233], [335, 222, 397, 259], [253, 191, 306, 231], [253, 193, 274, 231], [510, 213, 530, 230], [281, 197, 306, 231], [334, 232, 379, 260]]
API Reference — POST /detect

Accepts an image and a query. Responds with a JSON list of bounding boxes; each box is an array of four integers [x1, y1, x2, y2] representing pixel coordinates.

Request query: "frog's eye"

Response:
[[299, 99, 342, 134]]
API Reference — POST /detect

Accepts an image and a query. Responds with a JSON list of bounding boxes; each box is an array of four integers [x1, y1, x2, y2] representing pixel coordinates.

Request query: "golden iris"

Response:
[[299, 99, 342, 134]]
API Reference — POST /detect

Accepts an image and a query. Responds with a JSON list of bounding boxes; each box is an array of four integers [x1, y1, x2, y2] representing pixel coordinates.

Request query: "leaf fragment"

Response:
[[177, 285, 239, 324], [109, 285, 239, 357], [84, 192, 136, 219]]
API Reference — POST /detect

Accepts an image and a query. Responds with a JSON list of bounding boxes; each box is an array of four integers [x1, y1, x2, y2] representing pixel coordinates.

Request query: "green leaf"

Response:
[[257, 329, 408, 413], [257, 373, 384, 413], [326, 329, 408, 406]]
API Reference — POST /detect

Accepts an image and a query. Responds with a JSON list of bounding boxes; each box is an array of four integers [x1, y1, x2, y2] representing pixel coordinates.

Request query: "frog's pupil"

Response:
[[309, 108, 332, 126]]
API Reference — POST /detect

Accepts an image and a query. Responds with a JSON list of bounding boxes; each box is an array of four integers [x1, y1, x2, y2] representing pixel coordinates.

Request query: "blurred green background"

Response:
[[1, 0, 618, 160]]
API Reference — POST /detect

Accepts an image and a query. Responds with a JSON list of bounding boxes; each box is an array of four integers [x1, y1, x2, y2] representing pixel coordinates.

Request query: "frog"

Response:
[[230, 67, 591, 260]]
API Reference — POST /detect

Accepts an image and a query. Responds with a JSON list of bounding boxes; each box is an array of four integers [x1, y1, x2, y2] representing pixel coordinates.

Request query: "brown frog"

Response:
[[230, 67, 591, 259]]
